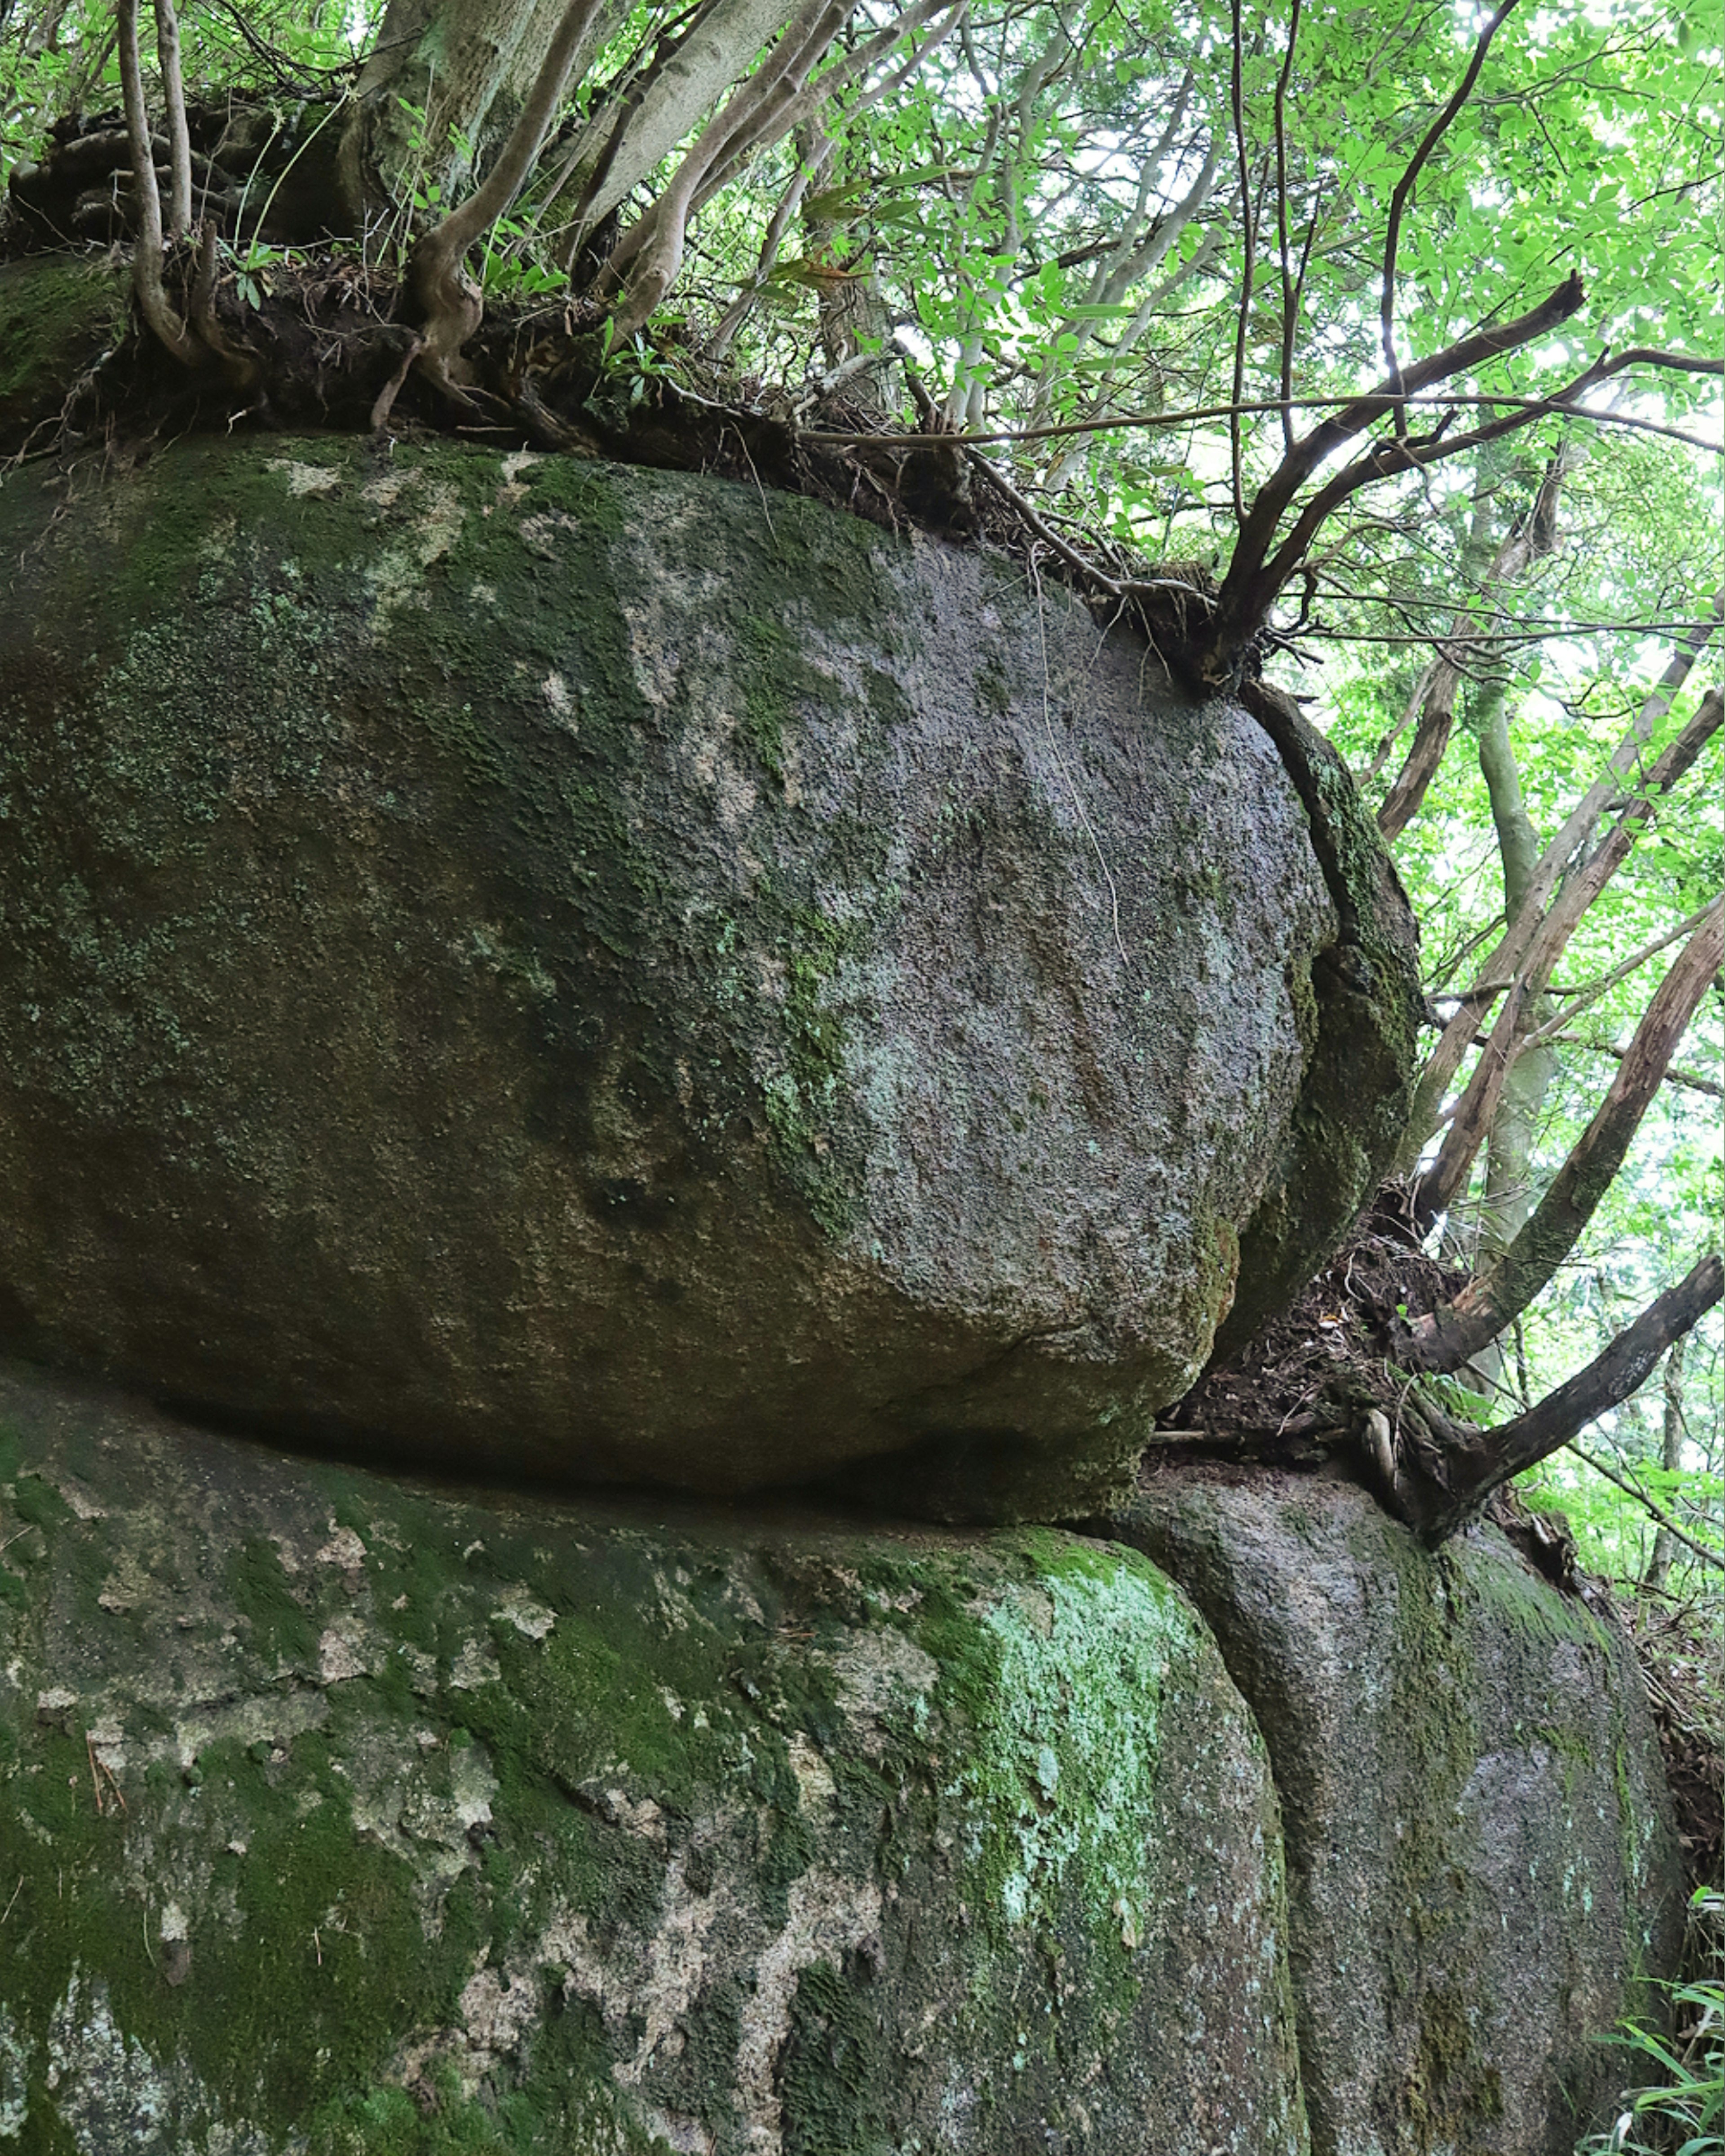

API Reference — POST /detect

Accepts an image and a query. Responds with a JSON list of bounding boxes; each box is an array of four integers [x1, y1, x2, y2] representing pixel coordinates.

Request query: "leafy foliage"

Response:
[[1578, 1892, 1724, 2156]]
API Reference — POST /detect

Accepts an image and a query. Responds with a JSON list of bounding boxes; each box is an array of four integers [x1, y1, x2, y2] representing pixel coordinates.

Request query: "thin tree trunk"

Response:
[[1395, 596, 1725, 1175], [1641, 1334, 1686, 1595], [1376, 441, 1572, 844], [340, 0, 613, 230], [1472, 658, 1558, 1263], [1402, 897, 1724, 1374], [1404, 687, 1721, 1208]]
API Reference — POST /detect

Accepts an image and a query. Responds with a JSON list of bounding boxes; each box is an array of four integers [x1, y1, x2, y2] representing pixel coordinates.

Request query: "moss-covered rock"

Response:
[[0, 256, 127, 443], [0, 1360, 1307, 2155], [0, 433, 1418, 1521], [1113, 1472, 1684, 2156]]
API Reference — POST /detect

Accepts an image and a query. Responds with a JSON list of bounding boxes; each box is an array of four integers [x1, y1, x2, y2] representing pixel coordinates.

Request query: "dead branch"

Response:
[[1392, 1254, 1724, 1543], [1403, 897, 1724, 1374]]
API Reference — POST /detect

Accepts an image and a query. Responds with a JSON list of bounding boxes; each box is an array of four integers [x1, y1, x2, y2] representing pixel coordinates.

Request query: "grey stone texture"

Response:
[[1114, 1469, 1685, 2156], [0, 1362, 1308, 2156], [0, 438, 1418, 1521]]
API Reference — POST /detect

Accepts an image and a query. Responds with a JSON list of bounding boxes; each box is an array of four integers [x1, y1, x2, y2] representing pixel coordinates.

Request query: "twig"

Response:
[[1566, 1441, 1724, 1573], [1272, 0, 1301, 456], [1380, 0, 1522, 431]]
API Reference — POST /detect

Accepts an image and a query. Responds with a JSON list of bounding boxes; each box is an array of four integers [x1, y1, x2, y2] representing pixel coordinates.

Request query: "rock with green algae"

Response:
[[0, 1361, 1309, 2156], [0, 428, 1419, 1522], [0, 256, 127, 442], [1113, 1470, 1685, 2156]]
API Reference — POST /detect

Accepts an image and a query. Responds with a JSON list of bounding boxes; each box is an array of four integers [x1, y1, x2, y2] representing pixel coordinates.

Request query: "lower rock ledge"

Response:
[[0, 1361, 1305, 2156]]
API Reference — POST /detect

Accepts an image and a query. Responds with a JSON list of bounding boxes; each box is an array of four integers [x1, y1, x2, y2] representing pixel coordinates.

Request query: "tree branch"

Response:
[[1404, 897, 1724, 1373], [1377, 443, 1573, 841], [1273, 0, 1301, 455], [1194, 271, 1586, 686], [1380, 0, 1521, 428], [1393, 1254, 1724, 1544], [1228, 0, 1256, 522], [1396, 655, 1723, 1179]]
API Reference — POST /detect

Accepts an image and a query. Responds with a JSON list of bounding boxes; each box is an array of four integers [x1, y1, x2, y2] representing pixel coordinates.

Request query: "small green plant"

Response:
[[226, 237, 289, 312], [1579, 1892, 1723, 2155]]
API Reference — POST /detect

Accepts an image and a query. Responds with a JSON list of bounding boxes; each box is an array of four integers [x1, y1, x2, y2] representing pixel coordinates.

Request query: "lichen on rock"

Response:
[[0, 1362, 1309, 2154], [1114, 1469, 1685, 2156], [0, 432, 1420, 1522]]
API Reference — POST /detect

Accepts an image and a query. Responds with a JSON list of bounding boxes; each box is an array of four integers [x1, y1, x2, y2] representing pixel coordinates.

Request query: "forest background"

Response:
[[0, 0, 1719, 2125]]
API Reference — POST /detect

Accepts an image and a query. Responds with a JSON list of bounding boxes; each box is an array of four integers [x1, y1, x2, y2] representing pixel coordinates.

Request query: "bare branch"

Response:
[[796, 379, 1724, 456], [1543, 1039, 1723, 1099], [1405, 897, 1724, 1373], [1394, 591, 1723, 1177], [1377, 444, 1574, 841], [1531, 899, 1722, 1039], [1393, 1255, 1723, 1543], [1380, 0, 1521, 426]]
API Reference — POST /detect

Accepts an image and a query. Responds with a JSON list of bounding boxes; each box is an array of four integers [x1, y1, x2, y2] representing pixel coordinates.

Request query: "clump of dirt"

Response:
[[1629, 1598, 1725, 1896], [1150, 1181, 1467, 1462]]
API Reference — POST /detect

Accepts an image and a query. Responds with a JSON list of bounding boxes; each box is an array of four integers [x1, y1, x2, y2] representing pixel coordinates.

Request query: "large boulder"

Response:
[[0, 1361, 1309, 2155], [1113, 1470, 1685, 2156], [0, 434, 1419, 1518]]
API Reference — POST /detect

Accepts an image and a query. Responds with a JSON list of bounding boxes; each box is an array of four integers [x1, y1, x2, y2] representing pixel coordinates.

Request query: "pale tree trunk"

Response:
[[1641, 1334, 1686, 1596], [797, 126, 899, 411], [339, 0, 614, 230], [540, 0, 807, 258], [1374, 443, 1513, 839], [1397, 591, 1725, 1180], [1472, 667, 1559, 1265]]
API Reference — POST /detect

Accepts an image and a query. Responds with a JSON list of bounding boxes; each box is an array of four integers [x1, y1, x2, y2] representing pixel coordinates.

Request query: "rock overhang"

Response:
[[0, 436, 1420, 1518]]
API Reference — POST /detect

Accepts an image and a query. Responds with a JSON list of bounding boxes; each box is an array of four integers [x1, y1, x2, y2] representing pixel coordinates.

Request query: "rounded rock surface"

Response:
[[0, 440, 1417, 1515]]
